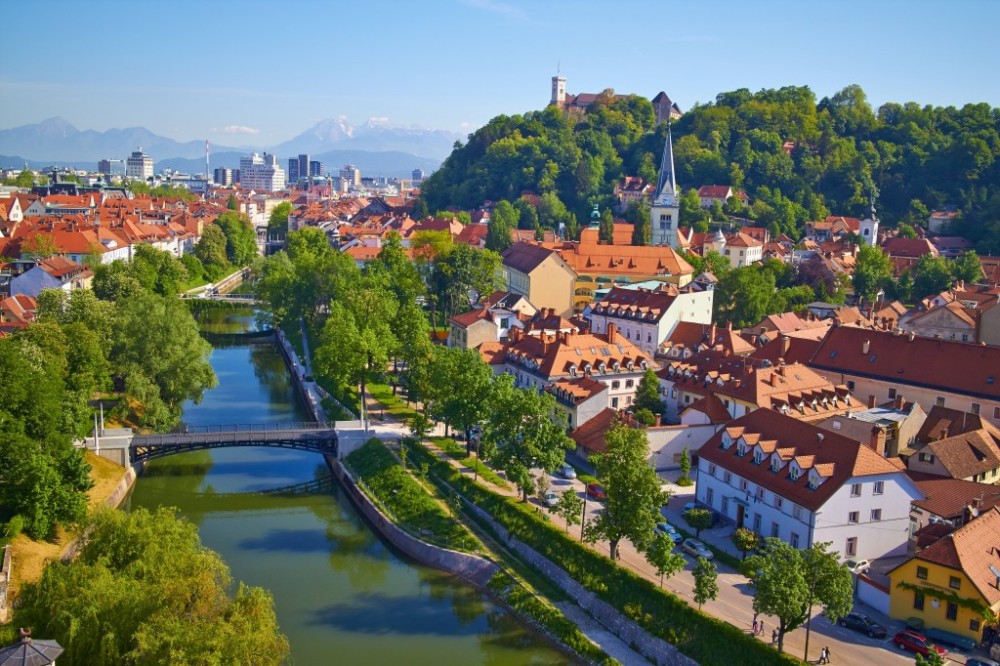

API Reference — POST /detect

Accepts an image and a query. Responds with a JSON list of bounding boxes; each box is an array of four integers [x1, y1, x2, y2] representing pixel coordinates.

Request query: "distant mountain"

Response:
[[275, 117, 464, 162], [0, 116, 458, 175], [0, 117, 225, 163]]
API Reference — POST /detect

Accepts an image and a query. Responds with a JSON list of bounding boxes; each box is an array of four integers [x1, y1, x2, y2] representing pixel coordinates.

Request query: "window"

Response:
[[870, 509, 882, 522], [936, 396, 946, 407], [790, 532, 800, 548], [949, 576, 961, 590], [995, 406, 1000, 419], [850, 483, 862, 497], [846, 380, 855, 391], [740, 479, 749, 491], [916, 566, 928, 580], [611, 380, 621, 389], [790, 466, 800, 481], [918, 452, 935, 463], [914, 591, 925, 611], [771, 522, 779, 537], [792, 505, 801, 520], [848, 511, 859, 524], [946, 602, 958, 621], [753, 450, 763, 464], [873, 481, 884, 495], [611, 397, 619, 408], [888, 387, 897, 399], [708, 463, 717, 477], [625, 379, 634, 389], [722, 497, 729, 513], [753, 513, 762, 531], [971, 403, 981, 415], [971, 618, 981, 632], [724, 471, 732, 484], [705, 488, 715, 505], [845, 537, 857, 557], [775, 497, 783, 510]]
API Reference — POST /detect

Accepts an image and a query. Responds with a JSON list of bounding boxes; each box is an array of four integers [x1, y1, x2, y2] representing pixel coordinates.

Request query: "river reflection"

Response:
[[127, 308, 570, 665]]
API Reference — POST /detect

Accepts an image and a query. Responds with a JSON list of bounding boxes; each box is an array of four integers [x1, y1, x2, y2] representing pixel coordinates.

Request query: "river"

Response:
[[126, 307, 569, 665]]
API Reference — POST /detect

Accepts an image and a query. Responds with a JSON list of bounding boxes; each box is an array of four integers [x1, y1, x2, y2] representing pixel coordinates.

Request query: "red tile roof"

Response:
[[908, 507, 1000, 605], [909, 473, 1000, 520]]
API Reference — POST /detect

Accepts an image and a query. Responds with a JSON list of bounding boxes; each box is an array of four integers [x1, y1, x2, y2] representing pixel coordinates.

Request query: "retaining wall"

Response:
[[461, 497, 698, 666], [327, 455, 500, 588]]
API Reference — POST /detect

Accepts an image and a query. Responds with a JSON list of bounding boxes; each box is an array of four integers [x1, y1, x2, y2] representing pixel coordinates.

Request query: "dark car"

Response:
[[586, 482, 606, 501], [838, 612, 887, 638], [893, 630, 947, 657], [967, 658, 1000, 666]]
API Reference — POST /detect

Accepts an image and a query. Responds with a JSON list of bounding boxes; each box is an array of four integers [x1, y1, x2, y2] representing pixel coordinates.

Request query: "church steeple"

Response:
[[649, 123, 680, 248]]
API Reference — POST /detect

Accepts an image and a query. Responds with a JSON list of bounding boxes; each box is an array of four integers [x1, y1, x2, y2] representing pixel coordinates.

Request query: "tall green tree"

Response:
[[912, 254, 954, 300], [852, 245, 894, 303], [693, 557, 719, 610], [714, 266, 777, 328], [625, 201, 651, 246], [268, 201, 292, 232], [554, 489, 584, 533], [633, 367, 665, 417], [645, 531, 686, 587], [743, 538, 853, 655], [683, 507, 714, 538], [598, 207, 615, 243], [485, 200, 516, 253], [194, 223, 230, 277], [215, 211, 259, 266], [584, 422, 669, 560], [731, 527, 760, 561], [951, 249, 984, 284], [431, 347, 494, 454], [226, 193, 238, 210], [482, 374, 574, 501]]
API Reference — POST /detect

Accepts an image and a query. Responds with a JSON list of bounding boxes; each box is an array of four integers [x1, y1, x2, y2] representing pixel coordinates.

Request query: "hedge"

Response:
[[409, 444, 804, 666]]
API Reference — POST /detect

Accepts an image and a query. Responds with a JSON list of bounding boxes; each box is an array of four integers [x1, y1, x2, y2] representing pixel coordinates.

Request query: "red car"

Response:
[[893, 630, 947, 657], [586, 482, 606, 500]]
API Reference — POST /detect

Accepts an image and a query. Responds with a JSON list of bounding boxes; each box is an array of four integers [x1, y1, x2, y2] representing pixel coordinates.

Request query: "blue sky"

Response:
[[1, 0, 998, 146]]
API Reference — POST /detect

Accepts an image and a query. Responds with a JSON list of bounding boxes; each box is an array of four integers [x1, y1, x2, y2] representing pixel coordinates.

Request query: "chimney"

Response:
[[894, 394, 905, 410], [710, 322, 718, 346], [862, 339, 871, 355], [607, 322, 617, 344], [940, 428, 949, 441], [868, 394, 877, 409], [781, 335, 791, 357], [869, 426, 887, 456]]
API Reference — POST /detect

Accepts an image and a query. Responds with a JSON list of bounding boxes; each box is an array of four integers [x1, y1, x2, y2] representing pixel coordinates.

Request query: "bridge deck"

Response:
[[131, 422, 342, 463]]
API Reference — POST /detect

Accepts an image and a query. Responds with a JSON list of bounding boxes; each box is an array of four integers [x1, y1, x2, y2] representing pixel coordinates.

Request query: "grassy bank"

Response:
[[408, 443, 804, 666]]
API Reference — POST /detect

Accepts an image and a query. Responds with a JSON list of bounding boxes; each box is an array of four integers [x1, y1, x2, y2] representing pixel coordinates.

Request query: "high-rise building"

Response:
[[126, 148, 154, 181], [240, 153, 286, 191], [98, 159, 113, 175], [340, 164, 361, 188], [213, 167, 233, 186], [412, 168, 425, 181], [288, 154, 310, 183], [309, 160, 323, 178]]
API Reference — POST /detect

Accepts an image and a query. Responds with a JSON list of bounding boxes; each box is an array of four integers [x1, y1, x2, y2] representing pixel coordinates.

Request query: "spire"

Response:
[[655, 122, 677, 200]]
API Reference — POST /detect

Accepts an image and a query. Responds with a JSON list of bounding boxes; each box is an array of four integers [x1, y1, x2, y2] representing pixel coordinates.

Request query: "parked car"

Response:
[[655, 522, 683, 543], [682, 502, 699, 513], [967, 658, 1000, 666], [543, 491, 559, 508], [558, 464, 577, 479], [838, 612, 887, 638], [925, 627, 977, 651], [844, 558, 871, 574], [586, 482, 606, 501], [681, 538, 714, 560], [893, 630, 947, 657]]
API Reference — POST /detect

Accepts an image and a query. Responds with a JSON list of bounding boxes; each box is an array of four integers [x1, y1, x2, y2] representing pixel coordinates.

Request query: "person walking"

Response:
[[752, 617, 758, 635], [824, 646, 831, 663], [758, 620, 766, 637], [818, 646, 829, 664], [771, 628, 778, 646]]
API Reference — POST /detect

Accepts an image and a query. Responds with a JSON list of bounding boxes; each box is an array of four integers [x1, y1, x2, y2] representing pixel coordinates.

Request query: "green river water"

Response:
[[125, 308, 569, 665]]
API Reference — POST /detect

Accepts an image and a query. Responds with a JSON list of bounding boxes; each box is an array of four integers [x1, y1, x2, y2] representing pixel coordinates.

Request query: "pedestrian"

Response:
[[758, 620, 765, 637], [771, 628, 777, 646], [752, 617, 758, 635], [824, 646, 831, 664]]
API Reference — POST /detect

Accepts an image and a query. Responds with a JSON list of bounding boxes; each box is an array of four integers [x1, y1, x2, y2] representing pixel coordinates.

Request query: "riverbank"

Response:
[[6, 451, 134, 600]]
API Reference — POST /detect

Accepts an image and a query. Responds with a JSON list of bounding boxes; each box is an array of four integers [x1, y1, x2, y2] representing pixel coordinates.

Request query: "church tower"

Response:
[[551, 75, 566, 107], [650, 124, 680, 247], [859, 192, 880, 247]]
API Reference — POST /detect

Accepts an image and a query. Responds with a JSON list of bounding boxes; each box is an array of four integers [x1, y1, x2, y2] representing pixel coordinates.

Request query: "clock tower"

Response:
[[650, 124, 680, 247]]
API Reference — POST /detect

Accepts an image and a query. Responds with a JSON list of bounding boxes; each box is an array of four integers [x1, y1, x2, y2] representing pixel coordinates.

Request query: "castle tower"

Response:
[[551, 75, 567, 107], [650, 124, 680, 247]]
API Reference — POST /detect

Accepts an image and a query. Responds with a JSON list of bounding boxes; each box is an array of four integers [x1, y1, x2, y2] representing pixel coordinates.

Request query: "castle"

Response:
[[549, 75, 682, 124]]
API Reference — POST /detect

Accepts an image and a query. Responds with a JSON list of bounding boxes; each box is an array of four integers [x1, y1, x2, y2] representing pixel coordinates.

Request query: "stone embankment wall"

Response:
[[327, 456, 499, 587], [461, 498, 698, 666]]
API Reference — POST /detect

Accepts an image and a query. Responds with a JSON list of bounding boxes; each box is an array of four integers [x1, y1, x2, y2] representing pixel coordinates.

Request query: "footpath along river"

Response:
[[126, 307, 569, 665]]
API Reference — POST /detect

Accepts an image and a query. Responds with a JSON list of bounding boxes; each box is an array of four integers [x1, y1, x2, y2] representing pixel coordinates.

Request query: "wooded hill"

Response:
[[420, 85, 1000, 252]]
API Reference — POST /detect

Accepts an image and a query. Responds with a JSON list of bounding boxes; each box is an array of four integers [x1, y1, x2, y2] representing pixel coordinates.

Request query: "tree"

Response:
[[692, 557, 719, 610], [625, 201, 651, 246], [22, 233, 59, 261], [215, 211, 259, 266], [633, 367, 664, 417], [12, 507, 288, 665], [683, 507, 714, 538], [227, 193, 238, 210], [896, 223, 918, 238], [951, 249, 984, 284], [194, 223, 230, 276], [645, 532, 686, 587], [678, 447, 692, 484], [482, 374, 574, 501], [554, 489, 584, 533], [485, 200, 516, 253], [409, 413, 432, 443], [432, 347, 493, 454], [268, 200, 292, 232], [743, 538, 853, 655], [584, 422, 669, 560], [715, 266, 777, 328], [853, 245, 893, 303], [731, 527, 760, 561], [598, 207, 615, 244], [913, 254, 954, 300], [915, 650, 947, 666]]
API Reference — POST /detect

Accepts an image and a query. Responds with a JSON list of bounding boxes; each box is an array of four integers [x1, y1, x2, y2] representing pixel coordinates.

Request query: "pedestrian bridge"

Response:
[[85, 420, 378, 468]]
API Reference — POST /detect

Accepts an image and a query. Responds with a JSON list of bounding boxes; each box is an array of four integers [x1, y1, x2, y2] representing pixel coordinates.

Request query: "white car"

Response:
[[845, 558, 871, 574], [681, 538, 714, 560], [543, 491, 559, 508], [558, 464, 577, 479]]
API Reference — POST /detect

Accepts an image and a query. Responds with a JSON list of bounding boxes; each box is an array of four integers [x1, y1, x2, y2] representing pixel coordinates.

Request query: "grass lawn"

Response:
[[431, 437, 509, 489], [367, 380, 417, 421]]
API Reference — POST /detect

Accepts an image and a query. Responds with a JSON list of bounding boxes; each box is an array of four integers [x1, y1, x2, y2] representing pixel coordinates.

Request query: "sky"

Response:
[[1, 0, 998, 147]]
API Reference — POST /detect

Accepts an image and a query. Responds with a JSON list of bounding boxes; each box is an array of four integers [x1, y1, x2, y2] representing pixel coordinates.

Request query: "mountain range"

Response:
[[0, 117, 464, 178]]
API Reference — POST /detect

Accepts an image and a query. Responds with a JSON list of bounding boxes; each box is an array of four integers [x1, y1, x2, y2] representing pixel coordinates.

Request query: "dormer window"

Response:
[[771, 457, 781, 473], [722, 432, 733, 449], [753, 450, 763, 465], [640, 360, 648, 369], [737, 441, 747, 456], [569, 364, 578, 377], [790, 465, 800, 481], [807, 473, 819, 490], [598, 362, 607, 374]]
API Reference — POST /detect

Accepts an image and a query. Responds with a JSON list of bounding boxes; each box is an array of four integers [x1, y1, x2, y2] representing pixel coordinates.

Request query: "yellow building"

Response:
[[888, 507, 1000, 643], [501, 242, 576, 318]]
